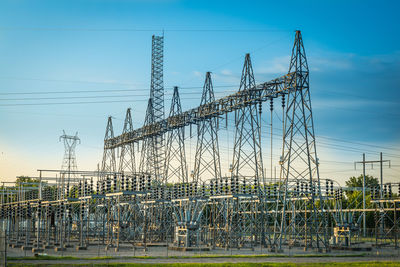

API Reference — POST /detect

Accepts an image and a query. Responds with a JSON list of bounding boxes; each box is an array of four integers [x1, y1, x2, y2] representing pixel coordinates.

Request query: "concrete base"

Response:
[[75, 246, 87, 251], [55, 247, 66, 252], [168, 246, 210, 251], [21, 246, 32, 251], [269, 248, 284, 253], [43, 245, 54, 249], [32, 248, 44, 253]]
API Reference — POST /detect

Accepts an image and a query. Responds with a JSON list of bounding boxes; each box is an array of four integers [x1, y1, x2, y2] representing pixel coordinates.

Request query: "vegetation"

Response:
[[7, 261, 400, 267]]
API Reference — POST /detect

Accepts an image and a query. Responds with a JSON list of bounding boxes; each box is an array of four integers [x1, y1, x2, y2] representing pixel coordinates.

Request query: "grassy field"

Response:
[[6, 253, 368, 261], [7, 262, 400, 267]]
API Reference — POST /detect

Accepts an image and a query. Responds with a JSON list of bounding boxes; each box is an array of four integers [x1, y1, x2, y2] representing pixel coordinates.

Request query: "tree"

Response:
[[15, 176, 40, 188], [344, 174, 379, 228], [345, 174, 379, 189]]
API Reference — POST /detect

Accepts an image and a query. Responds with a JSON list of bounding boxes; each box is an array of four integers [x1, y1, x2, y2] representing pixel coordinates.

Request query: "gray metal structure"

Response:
[[2, 31, 397, 254]]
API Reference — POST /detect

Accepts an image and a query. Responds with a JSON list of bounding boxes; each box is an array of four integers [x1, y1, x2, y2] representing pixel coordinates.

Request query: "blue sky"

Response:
[[0, 0, 399, 185]]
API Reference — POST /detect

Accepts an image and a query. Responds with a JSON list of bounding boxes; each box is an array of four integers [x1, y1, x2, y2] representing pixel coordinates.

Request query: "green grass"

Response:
[[7, 253, 367, 261], [6, 261, 400, 267]]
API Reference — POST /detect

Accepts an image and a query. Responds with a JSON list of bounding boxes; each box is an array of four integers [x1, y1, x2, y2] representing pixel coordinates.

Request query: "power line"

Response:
[[0, 26, 291, 33], [0, 85, 235, 96], [0, 90, 235, 101]]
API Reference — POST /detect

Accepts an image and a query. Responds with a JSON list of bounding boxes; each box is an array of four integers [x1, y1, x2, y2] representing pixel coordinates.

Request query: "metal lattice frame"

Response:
[[272, 30, 328, 251], [164, 87, 188, 183], [231, 53, 264, 191], [119, 108, 136, 174], [193, 72, 222, 184]]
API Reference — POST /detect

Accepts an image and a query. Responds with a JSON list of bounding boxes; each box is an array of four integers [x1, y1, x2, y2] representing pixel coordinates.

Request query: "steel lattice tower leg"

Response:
[[272, 30, 327, 251], [193, 72, 222, 184], [231, 53, 264, 189], [102, 116, 116, 173], [119, 108, 136, 174], [164, 86, 188, 183], [139, 99, 155, 174]]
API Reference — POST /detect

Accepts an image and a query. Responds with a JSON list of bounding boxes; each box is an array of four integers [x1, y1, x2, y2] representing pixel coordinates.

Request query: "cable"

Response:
[[0, 90, 235, 101], [0, 27, 291, 33], [0, 85, 235, 96]]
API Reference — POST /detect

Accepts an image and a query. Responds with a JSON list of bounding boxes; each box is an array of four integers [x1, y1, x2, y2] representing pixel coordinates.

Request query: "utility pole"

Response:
[[355, 152, 391, 237]]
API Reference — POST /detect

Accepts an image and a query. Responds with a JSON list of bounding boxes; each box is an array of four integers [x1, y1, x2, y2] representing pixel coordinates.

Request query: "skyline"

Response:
[[0, 0, 399, 185]]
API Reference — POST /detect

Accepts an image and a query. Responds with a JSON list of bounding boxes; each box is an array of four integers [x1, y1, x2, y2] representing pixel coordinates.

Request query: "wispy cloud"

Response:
[[312, 98, 398, 110]]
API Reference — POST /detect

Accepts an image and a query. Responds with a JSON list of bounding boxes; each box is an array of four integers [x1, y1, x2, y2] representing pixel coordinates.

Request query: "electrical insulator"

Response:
[[330, 181, 334, 195], [388, 184, 392, 198], [134, 175, 138, 191], [230, 176, 235, 194], [243, 179, 247, 194], [107, 176, 111, 193], [384, 184, 387, 198], [78, 181, 82, 197], [270, 98, 274, 111], [121, 175, 125, 191], [85, 180, 88, 196], [90, 178, 93, 195], [113, 175, 117, 192], [325, 180, 329, 195], [173, 184, 177, 198], [147, 175, 151, 190]]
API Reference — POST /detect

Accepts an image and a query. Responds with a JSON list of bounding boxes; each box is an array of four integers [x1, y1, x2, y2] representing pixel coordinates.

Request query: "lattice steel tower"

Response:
[[273, 30, 327, 251], [102, 116, 116, 173], [140, 35, 165, 182], [193, 72, 222, 183], [164, 86, 188, 183], [231, 54, 264, 188], [60, 131, 80, 197], [119, 108, 136, 174]]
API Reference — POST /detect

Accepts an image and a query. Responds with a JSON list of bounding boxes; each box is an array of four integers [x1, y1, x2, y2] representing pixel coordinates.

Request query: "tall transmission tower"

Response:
[[60, 131, 80, 197], [119, 108, 136, 174], [140, 35, 165, 182], [272, 30, 327, 251], [102, 116, 116, 173], [164, 86, 188, 183], [231, 53, 264, 189], [139, 99, 155, 174], [193, 72, 222, 183]]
